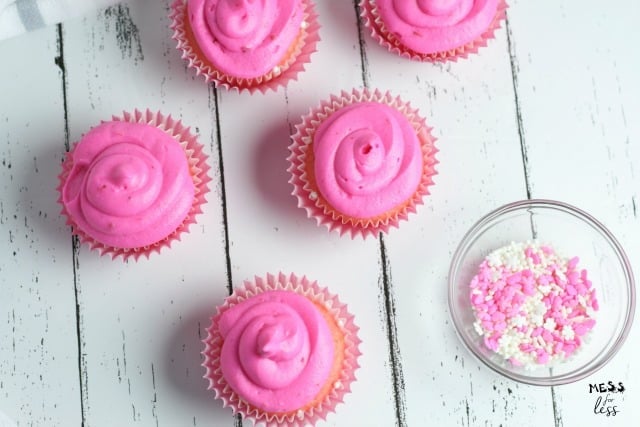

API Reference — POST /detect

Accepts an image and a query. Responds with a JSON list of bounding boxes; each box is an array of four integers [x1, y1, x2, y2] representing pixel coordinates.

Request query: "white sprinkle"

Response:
[[474, 321, 484, 336], [510, 316, 526, 327], [543, 318, 556, 331], [561, 325, 575, 340], [538, 285, 551, 295]]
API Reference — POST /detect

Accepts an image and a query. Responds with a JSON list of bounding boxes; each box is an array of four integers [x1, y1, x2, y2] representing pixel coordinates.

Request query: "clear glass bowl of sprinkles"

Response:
[[448, 199, 635, 385]]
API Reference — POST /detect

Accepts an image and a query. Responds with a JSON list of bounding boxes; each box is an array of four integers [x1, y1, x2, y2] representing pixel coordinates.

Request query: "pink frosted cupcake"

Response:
[[202, 273, 361, 426], [360, 0, 508, 62], [288, 88, 438, 239], [169, 0, 320, 93], [58, 110, 210, 260]]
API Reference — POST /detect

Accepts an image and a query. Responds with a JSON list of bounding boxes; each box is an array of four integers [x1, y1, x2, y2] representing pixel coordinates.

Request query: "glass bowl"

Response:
[[448, 199, 635, 385]]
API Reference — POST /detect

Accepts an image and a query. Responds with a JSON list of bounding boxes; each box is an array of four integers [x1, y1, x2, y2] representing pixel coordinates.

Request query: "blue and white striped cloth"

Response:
[[0, 0, 122, 41]]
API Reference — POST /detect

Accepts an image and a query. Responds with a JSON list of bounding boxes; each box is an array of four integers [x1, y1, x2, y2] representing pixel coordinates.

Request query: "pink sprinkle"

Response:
[[574, 325, 586, 337], [564, 344, 576, 357], [568, 256, 580, 270], [483, 337, 493, 350], [531, 253, 541, 264], [554, 316, 567, 326], [491, 311, 506, 322], [567, 271, 580, 285], [537, 350, 550, 364], [522, 284, 535, 296], [541, 245, 553, 254], [509, 357, 523, 367], [581, 319, 596, 330], [554, 342, 564, 354], [553, 274, 566, 288], [519, 343, 532, 352], [504, 286, 516, 299], [507, 273, 522, 285]]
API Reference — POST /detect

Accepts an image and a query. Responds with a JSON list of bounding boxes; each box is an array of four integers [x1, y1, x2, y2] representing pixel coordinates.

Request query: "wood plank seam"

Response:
[[351, 1, 408, 425], [55, 22, 88, 427]]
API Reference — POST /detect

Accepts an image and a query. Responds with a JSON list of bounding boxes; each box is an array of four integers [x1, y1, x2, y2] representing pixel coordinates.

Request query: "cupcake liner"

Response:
[[169, 0, 320, 94], [288, 88, 438, 239], [202, 272, 361, 427], [360, 0, 508, 62], [57, 109, 211, 261]]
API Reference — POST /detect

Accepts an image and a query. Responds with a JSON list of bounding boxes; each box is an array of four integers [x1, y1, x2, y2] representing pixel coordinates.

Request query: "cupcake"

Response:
[[169, 0, 320, 93], [288, 88, 437, 238], [360, 0, 508, 62], [202, 272, 361, 426], [58, 110, 210, 260]]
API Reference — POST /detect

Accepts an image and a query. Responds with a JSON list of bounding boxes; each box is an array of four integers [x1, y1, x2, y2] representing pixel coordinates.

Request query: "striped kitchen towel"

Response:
[[0, 0, 123, 41]]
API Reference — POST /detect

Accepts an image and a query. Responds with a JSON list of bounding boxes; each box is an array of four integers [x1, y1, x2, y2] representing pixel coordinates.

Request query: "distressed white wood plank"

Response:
[[0, 0, 639, 426], [0, 27, 81, 426], [360, 8, 556, 426], [60, 1, 231, 425], [507, 0, 640, 425], [215, 2, 399, 425]]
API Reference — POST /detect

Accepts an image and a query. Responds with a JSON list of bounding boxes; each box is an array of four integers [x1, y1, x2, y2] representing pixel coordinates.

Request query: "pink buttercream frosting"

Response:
[[187, 0, 304, 79], [62, 121, 195, 249], [313, 102, 423, 219], [374, 0, 500, 54], [218, 290, 335, 413]]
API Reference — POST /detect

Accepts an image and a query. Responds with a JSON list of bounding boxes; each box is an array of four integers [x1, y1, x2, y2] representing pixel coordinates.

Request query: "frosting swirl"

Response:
[[313, 102, 423, 219], [188, 0, 304, 79], [375, 0, 499, 53], [218, 290, 335, 412], [62, 121, 194, 248]]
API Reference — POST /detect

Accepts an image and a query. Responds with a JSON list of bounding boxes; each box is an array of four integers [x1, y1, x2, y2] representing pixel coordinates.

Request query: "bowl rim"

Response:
[[447, 198, 636, 386]]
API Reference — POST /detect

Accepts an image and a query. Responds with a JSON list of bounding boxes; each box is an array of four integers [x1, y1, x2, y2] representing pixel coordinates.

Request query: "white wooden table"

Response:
[[1, 1, 638, 426]]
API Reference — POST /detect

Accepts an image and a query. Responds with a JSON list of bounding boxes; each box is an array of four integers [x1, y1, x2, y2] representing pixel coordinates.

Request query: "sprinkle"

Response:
[[470, 241, 598, 368]]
